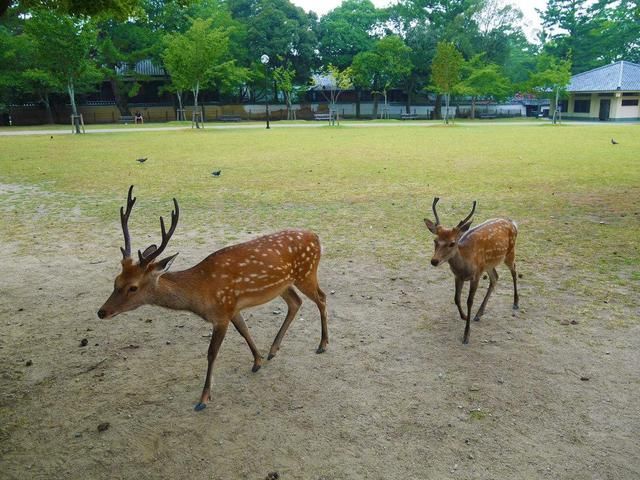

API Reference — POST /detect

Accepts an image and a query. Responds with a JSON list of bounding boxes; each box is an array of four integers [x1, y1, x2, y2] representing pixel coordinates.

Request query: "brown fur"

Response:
[[99, 190, 328, 410], [425, 205, 519, 344]]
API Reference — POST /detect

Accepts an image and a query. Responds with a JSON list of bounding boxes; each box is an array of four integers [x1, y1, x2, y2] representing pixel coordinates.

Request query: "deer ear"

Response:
[[424, 218, 438, 234], [457, 221, 473, 235], [153, 253, 179, 274]]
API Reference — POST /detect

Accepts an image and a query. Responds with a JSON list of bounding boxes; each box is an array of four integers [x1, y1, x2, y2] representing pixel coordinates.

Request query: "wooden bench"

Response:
[[218, 115, 242, 122], [119, 115, 135, 124], [401, 113, 419, 120], [313, 113, 333, 121]]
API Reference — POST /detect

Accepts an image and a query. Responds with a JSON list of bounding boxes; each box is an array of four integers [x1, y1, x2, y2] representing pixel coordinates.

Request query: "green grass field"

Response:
[[1, 122, 638, 308]]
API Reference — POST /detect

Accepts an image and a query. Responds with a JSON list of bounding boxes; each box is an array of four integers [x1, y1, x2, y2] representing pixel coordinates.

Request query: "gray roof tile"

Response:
[[568, 61, 640, 92]]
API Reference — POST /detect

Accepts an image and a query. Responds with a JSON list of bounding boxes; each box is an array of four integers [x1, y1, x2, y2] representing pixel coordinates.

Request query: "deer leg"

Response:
[[505, 252, 519, 309], [463, 278, 479, 344], [295, 276, 329, 354], [454, 276, 467, 320], [195, 320, 229, 411], [231, 313, 263, 372], [474, 269, 498, 321], [268, 287, 302, 360]]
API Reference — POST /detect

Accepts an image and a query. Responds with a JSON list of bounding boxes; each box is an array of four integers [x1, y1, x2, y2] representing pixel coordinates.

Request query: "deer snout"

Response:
[[431, 258, 439, 267]]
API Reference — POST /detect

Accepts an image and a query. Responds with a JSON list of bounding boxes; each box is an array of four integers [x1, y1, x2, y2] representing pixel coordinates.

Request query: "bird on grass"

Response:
[[211, 170, 222, 177], [611, 138, 619, 145], [136, 157, 148, 163]]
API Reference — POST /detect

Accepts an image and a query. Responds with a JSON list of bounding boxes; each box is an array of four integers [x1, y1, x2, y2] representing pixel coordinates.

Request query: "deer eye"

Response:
[[449, 242, 455, 247], [129, 286, 138, 293]]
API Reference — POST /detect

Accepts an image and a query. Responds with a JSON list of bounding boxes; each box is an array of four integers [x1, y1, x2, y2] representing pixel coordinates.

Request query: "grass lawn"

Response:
[[1, 122, 638, 306], [1, 122, 639, 479]]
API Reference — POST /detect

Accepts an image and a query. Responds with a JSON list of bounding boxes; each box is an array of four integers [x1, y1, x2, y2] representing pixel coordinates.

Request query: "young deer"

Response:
[[424, 197, 519, 344], [98, 186, 328, 411]]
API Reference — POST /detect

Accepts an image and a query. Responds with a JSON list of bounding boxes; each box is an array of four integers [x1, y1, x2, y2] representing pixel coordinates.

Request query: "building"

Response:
[[564, 61, 640, 121]]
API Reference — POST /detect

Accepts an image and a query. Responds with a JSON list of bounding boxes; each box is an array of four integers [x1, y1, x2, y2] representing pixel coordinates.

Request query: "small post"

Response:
[[261, 54, 270, 129]]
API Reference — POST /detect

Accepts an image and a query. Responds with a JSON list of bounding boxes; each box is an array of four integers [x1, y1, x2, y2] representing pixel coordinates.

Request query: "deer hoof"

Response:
[[316, 346, 326, 354], [473, 315, 481, 322], [513, 304, 519, 310], [252, 363, 261, 373], [267, 352, 276, 360], [194, 402, 207, 412]]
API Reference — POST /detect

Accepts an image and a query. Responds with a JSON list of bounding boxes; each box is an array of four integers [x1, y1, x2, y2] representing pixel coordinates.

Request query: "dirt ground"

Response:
[[1, 222, 639, 480]]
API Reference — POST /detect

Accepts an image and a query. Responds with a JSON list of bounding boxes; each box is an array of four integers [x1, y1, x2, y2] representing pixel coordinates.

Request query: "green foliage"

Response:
[[2, 0, 148, 19], [162, 17, 247, 107], [526, 54, 572, 97], [317, 0, 379, 69], [23, 9, 102, 116], [352, 36, 412, 91], [431, 41, 463, 94], [458, 55, 512, 101]]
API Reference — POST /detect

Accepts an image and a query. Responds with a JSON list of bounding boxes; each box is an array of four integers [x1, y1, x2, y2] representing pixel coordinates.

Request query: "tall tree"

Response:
[[24, 10, 101, 132], [228, 0, 318, 85], [96, 20, 160, 116], [317, 0, 379, 69], [162, 17, 246, 128], [310, 64, 353, 124], [526, 53, 571, 124], [431, 41, 463, 124], [539, 0, 592, 72], [351, 35, 412, 118], [458, 54, 512, 119]]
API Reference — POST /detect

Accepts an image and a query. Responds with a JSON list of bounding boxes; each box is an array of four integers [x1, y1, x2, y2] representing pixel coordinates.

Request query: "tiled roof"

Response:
[[116, 59, 166, 77], [568, 61, 640, 92]]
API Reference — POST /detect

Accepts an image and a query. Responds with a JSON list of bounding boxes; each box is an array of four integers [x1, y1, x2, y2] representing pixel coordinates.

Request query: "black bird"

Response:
[[136, 157, 148, 163], [211, 170, 222, 177], [611, 138, 619, 145]]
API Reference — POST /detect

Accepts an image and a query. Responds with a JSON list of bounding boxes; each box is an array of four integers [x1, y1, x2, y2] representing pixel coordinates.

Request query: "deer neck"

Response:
[[149, 270, 202, 315], [447, 246, 475, 279]]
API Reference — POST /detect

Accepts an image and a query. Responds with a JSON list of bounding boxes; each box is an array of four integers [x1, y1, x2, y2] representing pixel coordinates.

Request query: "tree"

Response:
[[272, 64, 296, 120], [317, 0, 379, 69], [96, 20, 160, 117], [1, 0, 147, 19], [24, 10, 102, 132], [162, 17, 247, 128], [310, 64, 353, 124], [431, 41, 463, 124], [526, 54, 571, 124], [351, 35, 412, 119], [228, 0, 319, 86], [458, 55, 512, 119]]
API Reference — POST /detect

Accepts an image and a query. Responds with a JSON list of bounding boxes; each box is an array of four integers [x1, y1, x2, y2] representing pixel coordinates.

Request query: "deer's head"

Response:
[[98, 186, 179, 319], [424, 197, 476, 267]]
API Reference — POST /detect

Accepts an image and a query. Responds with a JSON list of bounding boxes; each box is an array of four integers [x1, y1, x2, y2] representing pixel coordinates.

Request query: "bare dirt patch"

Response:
[[1, 225, 639, 480]]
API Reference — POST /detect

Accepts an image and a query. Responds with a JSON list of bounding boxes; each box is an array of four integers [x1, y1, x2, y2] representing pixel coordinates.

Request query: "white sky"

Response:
[[292, 0, 548, 41]]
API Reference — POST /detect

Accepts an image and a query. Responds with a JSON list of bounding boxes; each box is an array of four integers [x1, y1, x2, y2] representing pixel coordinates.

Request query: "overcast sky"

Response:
[[291, 0, 547, 41]]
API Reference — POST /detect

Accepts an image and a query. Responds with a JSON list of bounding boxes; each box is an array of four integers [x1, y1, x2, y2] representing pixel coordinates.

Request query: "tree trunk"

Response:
[[372, 93, 379, 119], [355, 87, 361, 119], [176, 91, 184, 121], [434, 94, 442, 120], [444, 92, 450, 124], [193, 81, 200, 128], [68, 78, 81, 134], [42, 92, 54, 124], [470, 96, 476, 120], [405, 78, 414, 114], [109, 77, 131, 116]]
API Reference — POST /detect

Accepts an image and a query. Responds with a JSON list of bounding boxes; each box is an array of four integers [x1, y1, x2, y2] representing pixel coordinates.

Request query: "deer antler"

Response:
[[432, 197, 441, 226], [456, 200, 477, 228], [138, 197, 180, 265], [120, 185, 137, 259]]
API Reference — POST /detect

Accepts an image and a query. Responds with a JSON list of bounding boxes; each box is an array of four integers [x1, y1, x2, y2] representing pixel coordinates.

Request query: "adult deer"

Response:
[[98, 186, 328, 411], [424, 197, 519, 344]]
